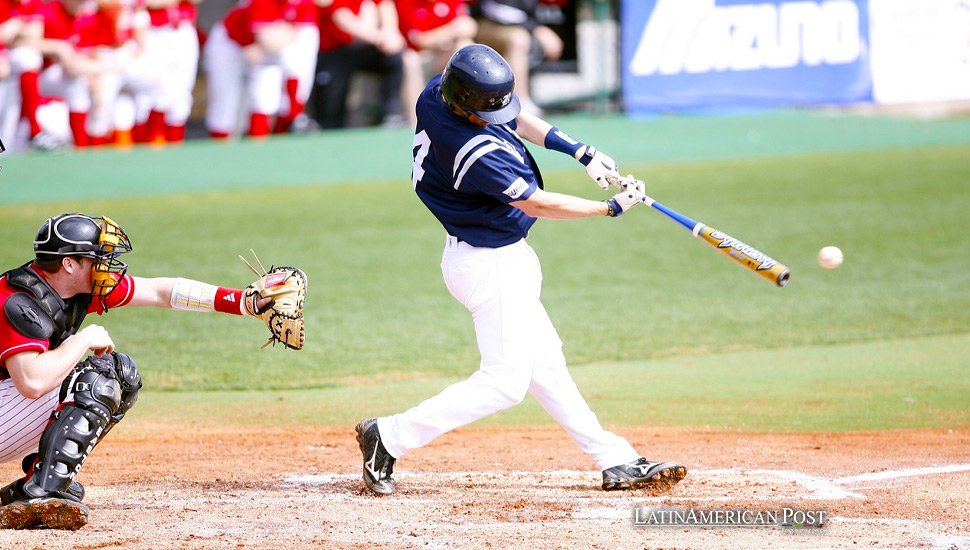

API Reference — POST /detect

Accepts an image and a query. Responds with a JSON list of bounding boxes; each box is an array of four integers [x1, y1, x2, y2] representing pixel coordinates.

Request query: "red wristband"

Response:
[[214, 287, 244, 315]]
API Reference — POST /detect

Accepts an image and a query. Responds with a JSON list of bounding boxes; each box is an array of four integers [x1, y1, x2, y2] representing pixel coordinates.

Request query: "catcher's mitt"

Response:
[[240, 251, 307, 350]]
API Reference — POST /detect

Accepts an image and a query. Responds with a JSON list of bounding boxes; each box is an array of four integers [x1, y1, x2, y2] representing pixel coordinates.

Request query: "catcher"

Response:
[[0, 213, 305, 530]]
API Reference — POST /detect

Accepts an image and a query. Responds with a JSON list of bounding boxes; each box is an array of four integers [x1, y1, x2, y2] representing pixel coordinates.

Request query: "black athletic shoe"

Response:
[[601, 458, 687, 492], [0, 496, 90, 530], [355, 418, 396, 495], [1, 479, 85, 506]]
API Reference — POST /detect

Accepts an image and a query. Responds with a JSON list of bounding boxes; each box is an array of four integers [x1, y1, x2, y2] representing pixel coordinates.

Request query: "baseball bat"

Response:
[[642, 195, 790, 287]]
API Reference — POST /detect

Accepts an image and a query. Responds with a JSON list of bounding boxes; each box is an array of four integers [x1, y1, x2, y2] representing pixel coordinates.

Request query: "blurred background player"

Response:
[[82, 0, 164, 146], [140, 0, 201, 144], [0, 213, 273, 530], [394, 0, 475, 125], [1, 0, 77, 150], [15, 0, 105, 148], [470, 0, 562, 115], [310, 0, 405, 129], [0, 0, 23, 146], [271, 0, 317, 134], [203, 0, 317, 138]]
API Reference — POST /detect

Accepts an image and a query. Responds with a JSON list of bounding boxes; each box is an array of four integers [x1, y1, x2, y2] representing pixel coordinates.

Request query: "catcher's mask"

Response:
[[440, 44, 521, 125], [34, 213, 133, 304]]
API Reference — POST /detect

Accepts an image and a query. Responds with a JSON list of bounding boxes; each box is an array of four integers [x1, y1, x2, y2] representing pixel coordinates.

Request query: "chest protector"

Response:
[[2, 264, 93, 349]]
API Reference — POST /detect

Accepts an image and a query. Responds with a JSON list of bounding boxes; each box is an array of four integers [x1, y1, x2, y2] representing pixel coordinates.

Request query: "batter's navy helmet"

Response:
[[441, 44, 521, 125]]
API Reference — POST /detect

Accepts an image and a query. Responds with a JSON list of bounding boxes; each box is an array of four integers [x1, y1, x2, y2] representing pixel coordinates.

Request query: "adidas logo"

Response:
[[223, 294, 236, 303]]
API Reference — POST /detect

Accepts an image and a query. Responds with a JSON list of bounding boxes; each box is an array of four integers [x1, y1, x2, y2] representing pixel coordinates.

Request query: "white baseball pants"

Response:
[[144, 21, 200, 126], [378, 236, 640, 471], [278, 25, 318, 115], [203, 23, 282, 135], [0, 379, 58, 464]]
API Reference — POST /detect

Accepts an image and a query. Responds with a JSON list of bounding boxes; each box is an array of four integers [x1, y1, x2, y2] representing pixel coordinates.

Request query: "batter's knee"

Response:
[[488, 370, 532, 409]]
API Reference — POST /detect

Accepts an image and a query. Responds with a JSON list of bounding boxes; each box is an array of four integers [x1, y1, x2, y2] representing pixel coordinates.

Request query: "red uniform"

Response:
[[38, 0, 96, 50], [86, 1, 139, 48], [317, 0, 370, 52], [0, 0, 41, 25], [178, 0, 196, 24], [223, 0, 316, 48], [0, 266, 134, 378], [395, 0, 468, 50], [148, 0, 195, 27]]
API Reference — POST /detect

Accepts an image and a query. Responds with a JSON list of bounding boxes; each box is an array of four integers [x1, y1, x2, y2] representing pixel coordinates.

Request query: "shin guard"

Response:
[[23, 353, 139, 497]]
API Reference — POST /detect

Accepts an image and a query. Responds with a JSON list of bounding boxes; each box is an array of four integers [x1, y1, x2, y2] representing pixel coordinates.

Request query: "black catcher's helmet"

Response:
[[440, 44, 521, 125], [34, 213, 133, 300]]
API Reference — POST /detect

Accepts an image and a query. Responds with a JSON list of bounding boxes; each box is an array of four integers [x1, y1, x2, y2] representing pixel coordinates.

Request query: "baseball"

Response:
[[817, 246, 843, 269]]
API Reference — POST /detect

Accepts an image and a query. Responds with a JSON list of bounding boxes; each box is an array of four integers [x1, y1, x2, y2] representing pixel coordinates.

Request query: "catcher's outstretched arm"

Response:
[[127, 253, 306, 350], [130, 276, 249, 315]]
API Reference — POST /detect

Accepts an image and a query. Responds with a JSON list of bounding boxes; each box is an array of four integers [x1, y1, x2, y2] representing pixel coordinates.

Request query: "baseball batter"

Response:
[[0, 213, 298, 530], [356, 44, 687, 495]]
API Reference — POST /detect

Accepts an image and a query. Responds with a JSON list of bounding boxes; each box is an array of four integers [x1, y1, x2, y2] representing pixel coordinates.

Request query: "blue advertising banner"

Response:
[[621, 0, 873, 115]]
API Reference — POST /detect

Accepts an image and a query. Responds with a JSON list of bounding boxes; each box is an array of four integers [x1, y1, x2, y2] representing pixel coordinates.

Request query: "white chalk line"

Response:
[[283, 467, 970, 549], [284, 464, 970, 502], [285, 462, 970, 503], [835, 463, 970, 484]]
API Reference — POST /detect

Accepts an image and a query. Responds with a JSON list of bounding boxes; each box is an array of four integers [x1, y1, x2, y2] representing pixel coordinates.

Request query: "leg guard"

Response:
[[0, 454, 85, 505], [23, 354, 128, 497], [106, 352, 142, 426]]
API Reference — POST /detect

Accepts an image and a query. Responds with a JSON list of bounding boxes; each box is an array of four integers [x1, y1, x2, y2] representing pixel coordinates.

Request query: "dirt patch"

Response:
[[2, 425, 969, 549]]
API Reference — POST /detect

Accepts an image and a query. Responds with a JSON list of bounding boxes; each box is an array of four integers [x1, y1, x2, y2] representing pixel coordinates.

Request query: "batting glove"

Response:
[[578, 146, 621, 190], [605, 175, 646, 217]]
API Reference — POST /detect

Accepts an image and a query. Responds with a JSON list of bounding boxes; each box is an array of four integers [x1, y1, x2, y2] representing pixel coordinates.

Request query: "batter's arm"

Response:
[[513, 110, 553, 146], [512, 188, 610, 220], [514, 111, 620, 189]]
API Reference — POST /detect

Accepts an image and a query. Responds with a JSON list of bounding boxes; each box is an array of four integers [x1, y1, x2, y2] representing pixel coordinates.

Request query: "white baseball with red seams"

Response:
[[818, 246, 843, 269]]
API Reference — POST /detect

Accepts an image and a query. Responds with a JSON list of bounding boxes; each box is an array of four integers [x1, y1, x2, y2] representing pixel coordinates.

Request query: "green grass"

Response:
[[128, 333, 970, 433], [1, 140, 968, 432]]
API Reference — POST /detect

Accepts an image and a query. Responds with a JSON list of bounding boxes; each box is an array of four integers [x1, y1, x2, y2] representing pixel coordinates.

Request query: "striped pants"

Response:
[[0, 379, 58, 464]]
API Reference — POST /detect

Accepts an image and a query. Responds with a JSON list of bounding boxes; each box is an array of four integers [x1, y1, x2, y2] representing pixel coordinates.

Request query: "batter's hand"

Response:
[[605, 175, 647, 217], [578, 146, 621, 190]]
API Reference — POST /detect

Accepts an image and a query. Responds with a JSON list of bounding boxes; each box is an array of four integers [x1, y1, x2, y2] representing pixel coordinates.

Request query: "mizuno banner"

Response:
[[621, 0, 873, 114]]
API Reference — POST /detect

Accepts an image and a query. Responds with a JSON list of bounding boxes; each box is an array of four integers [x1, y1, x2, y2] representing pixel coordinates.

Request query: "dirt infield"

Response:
[[2, 426, 969, 550]]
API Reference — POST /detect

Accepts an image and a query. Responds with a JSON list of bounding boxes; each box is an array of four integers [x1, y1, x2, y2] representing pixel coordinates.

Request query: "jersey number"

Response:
[[411, 130, 431, 189]]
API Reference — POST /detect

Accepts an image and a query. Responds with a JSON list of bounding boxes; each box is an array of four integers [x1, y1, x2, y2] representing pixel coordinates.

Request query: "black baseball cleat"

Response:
[[355, 418, 396, 495], [0, 496, 90, 530], [601, 458, 688, 492], [1, 478, 85, 506]]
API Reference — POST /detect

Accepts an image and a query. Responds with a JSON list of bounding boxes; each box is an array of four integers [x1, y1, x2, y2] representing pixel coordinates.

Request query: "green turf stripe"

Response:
[[129, 333, 970, 432], [3, 111, 970, 204]]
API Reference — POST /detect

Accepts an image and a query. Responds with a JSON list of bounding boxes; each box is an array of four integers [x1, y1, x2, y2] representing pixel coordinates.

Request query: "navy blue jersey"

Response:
[[411, 74, 543, 248]]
